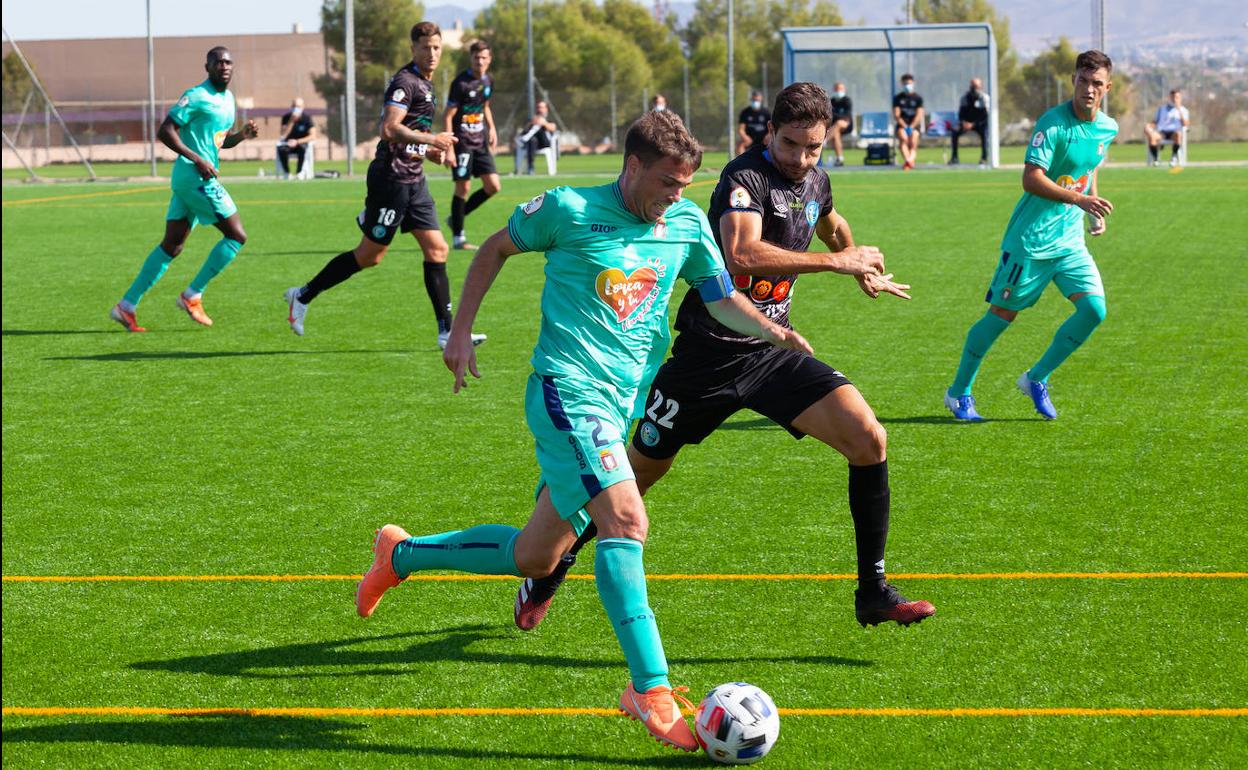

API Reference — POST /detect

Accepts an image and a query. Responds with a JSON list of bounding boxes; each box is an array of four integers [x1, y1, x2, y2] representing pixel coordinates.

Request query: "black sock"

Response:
[[1172, 145, 1180, 159], [848, 461, 890, 590], [299, 250, 360, 304], [464, 188, 492, 216], [1149, 145, 1159, 161], [450, 195, 466, 237], [423, 261, 453, 334], [567, 522, 598, 559]]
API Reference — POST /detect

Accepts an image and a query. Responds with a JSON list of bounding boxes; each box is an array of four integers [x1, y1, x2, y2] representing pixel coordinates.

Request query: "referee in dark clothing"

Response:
[[951, 78, 989, 165], [278, 98, 316, 177]]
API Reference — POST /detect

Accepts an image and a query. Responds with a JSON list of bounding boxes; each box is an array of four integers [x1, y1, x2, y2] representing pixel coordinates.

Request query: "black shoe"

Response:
[[948, 157, 960, 165], [514, 553, 576, 630], [855, 582, 936, 627]]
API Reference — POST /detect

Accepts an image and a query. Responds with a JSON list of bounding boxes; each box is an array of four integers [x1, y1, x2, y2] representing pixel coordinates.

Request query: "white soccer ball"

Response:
[[694, 682, 780, 765]]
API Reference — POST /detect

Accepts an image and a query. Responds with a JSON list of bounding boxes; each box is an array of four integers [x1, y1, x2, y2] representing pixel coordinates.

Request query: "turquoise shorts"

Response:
[[524, 373, 634, 536], [167, 175, 237, 227], [985, 249, 1104, 311]]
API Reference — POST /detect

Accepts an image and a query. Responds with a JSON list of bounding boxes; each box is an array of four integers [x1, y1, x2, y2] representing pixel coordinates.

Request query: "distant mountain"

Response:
[[426, 5, 482, 31]]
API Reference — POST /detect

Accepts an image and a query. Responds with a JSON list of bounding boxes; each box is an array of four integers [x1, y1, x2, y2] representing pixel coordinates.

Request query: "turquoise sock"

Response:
[[188, 238, 243, 295], [1028, 295, 1107, 382], [949, 311, 1011, 397], [122, 245, 175, 307], [391, 524, 520, 578], [596, 538, 669, 692]]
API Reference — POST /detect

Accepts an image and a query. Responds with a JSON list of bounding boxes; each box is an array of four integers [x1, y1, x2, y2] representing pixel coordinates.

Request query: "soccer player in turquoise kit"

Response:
[[110, 46, 258, 331], [945, 50, 1117, 421], [354, 111, 811, 752]]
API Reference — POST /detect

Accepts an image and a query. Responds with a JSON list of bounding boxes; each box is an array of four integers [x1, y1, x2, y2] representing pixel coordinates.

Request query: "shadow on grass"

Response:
[[130, 625, 872, 679], [875, 415, 1045, 424], [4, 328, 194, 337], [0, 716, 703, 766], [46, 349, 410, 362]]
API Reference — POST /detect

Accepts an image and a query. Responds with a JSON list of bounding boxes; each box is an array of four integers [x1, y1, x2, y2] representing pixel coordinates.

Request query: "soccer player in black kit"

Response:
[[445, 39, 500, 250], [284, 22, 485, 348], [736, 90, 770, 156], [512, 82, 935, 631]]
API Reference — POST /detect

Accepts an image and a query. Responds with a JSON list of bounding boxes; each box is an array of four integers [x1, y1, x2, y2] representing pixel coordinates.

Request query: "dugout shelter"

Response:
[[781, 24, 1000, 168]]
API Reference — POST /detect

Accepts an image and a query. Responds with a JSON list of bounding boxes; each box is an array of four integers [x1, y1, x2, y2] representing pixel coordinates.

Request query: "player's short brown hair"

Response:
[[771, 82, 833, 130], [411, 22, 441, 43], [1075, 49, 1113, 74], [623, 110, 701, 170], [469, 39, 490, 55]]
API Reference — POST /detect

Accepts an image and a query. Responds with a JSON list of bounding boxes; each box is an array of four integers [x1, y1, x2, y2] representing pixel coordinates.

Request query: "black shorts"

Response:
[[451, 147, 498, 181], [832, 116, 854, 135], [631, 342, 852, 459], [357, 160, 439, 245], [1160, 130, 1180, 141]]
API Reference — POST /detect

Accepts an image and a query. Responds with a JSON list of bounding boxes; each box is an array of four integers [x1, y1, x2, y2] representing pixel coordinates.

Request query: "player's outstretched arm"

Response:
[[815, 211, 910, 299], [706, 290, 813, 355], [1022, 163, 1112, 219], [721, 212, 866, 275], [444, 228, 523, 392]]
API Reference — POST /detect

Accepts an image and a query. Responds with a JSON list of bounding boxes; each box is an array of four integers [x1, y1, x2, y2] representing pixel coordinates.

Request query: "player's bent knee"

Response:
[[847, 420, 887, 465], [514, 548, 563, 579]]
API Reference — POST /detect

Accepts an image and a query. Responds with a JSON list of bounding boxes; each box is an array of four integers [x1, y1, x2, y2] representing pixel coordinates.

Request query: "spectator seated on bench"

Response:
[[276, 98, 316, 179], [515, 99, 559, 175]]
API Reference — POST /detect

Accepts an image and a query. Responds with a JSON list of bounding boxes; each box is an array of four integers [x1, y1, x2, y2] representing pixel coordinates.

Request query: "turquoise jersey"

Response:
[[166, 79, 236, 185], [1001, 102, 1118, 260], [507, 183, 727, 418]]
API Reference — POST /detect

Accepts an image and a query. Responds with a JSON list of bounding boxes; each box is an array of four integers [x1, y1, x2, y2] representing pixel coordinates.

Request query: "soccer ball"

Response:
[[694, 682, 780, 765]]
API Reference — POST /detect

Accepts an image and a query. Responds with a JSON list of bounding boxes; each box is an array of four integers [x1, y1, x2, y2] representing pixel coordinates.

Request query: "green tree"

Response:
[[909, 0, 1022, 123], [313, 0, 425, 144], [2, 51, 37, 111]]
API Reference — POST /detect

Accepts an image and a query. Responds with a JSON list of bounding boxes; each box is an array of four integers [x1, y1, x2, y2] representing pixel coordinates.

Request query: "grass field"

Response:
[[3, 161, 1247, 768], [5, 140, 1247, 181]]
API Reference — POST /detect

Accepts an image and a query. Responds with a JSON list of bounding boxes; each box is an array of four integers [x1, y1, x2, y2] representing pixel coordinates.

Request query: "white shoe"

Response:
[[284, 287, 308, 336], [437, 330, 487, 350], [1169, 156, 1178, 168]]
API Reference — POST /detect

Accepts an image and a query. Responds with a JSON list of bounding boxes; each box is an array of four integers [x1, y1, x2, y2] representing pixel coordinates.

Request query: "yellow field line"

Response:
[[3, 706, 1244, 719], [1, 185, 166, 206], [3, 571, 1245, 584]]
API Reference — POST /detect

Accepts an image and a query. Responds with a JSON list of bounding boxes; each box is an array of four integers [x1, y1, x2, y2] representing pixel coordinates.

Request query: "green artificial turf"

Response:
[[3, 164, 1246, 768]]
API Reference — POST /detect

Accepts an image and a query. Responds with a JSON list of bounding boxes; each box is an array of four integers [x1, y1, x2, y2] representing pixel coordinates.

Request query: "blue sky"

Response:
[[3, 0, 489, 40]]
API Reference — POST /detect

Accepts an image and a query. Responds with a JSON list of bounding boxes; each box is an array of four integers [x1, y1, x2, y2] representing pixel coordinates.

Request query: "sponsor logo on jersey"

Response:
[[804, 200, 819, 227], [213, 130, 227, 148], [522, 193, 545, 215], [596, 266, 660, 323], [590, 223, 618, 233], [730, 187, 751, 209], [772, 280, 792, 301], [392, 88, 406, 103], [1032, 130, 1045, 147], [733, 274, 753, 290], [639, 421, 660, 447], [1055, 174, 1089, 192], [751, 280, 773, 302]]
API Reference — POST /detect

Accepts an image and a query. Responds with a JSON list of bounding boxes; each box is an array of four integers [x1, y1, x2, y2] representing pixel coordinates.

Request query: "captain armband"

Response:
[[696, 269, 736, 303]]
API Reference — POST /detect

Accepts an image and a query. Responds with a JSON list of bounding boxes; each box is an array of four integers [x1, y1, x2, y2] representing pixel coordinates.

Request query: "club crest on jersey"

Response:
[[1032, 130, 1045, 147], [177, 95, 190, 108], [522, 193, 546, 215], [468, 90, 477, 98], [599, 448, 619, 472], [392, 88, 406, 103], [730, 187, 751, 209], [804, 200, 819, 226], [484, 86, 492, 97]]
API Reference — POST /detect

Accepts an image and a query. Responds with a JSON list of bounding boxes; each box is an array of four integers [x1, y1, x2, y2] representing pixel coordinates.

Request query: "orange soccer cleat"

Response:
[[355, 524, 410, 617], [619, 682, 699, 752], [109, 303, 146, 333], [176, 293, 214, 326]]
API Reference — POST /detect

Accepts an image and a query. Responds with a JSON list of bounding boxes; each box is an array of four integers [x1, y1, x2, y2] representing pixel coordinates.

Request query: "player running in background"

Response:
[[444, 39, 500, 250], [284, 22, 485, 349], [110, 46, 258, 332], [513, 83, 934, 633], [354, 111, 811, 753], [945, 50, 1117, 422]]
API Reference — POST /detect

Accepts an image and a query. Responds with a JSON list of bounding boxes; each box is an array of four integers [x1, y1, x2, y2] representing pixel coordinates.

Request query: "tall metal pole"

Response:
[[146, 0, 157, 176], [726, 0, 734, 156], [682, 58, 690, 126], [610, 62, 618, 147], [344, 0, 357, 176], [526, 0, 535, 117], [761, 60, 768, 104]]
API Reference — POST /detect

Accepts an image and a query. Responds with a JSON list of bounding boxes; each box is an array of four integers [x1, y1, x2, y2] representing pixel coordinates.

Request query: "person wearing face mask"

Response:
[[828, 81, 853, 167], [892, 74, 924, 170], [952, 78, 990, 166], [1144, 89, 1190, 167], [650, 93, 669, 113], [736, 89, 771, 156], [277, 98, 316, 178]]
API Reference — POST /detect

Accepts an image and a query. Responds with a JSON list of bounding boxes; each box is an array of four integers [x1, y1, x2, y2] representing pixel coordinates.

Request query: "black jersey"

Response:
[[738, 105, 771, 144], [374, 63, 436, 184], [830, 95, 853, 123], [893, 91, 924, 125], [447, 69, 493, 151], [958, 89, 989, 124], [281, 111, 314, 140], [675, 144, 834, 350]]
